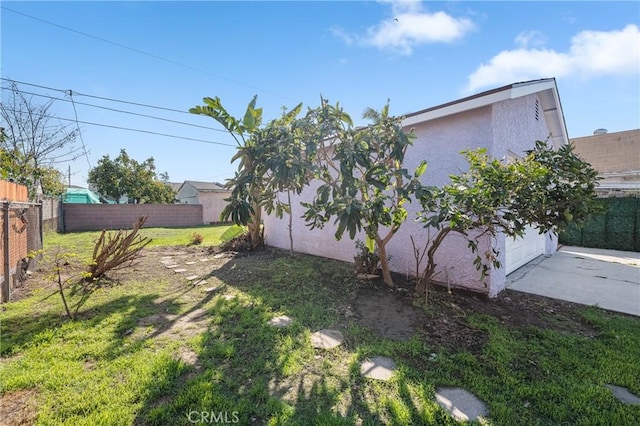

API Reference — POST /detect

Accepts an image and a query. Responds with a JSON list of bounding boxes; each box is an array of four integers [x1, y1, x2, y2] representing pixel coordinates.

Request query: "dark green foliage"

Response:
[[87, 149, 175, 204], [559, 197, 639, 251]]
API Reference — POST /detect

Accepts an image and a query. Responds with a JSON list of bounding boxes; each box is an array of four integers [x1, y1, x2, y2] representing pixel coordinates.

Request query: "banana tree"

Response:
[[190, 96, 303, 250]]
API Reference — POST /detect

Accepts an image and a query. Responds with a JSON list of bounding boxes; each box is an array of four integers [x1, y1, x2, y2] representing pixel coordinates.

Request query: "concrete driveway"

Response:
[[506, 246, 640, 316]]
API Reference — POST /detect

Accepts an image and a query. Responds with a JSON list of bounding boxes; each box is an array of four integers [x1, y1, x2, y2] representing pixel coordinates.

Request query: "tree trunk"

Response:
[[376, 237, 394, 288], [249, 201, 263, 250], [287, 189, 294, 256]]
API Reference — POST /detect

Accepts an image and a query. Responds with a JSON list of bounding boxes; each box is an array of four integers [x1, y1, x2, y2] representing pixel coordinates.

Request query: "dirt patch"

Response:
[[0, 388, 38, 426], [352, 274, 600, 354], [353, 284, 424, 342]]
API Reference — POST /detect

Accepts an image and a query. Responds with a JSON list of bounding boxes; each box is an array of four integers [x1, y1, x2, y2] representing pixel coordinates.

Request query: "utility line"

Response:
[[12, 88, 230, 134], [6, 108, 237, 147], [66, 90, 93, 169], [49, 116, 236, 147], [1, 6, 291, 101], [2, 77, 201, 116]]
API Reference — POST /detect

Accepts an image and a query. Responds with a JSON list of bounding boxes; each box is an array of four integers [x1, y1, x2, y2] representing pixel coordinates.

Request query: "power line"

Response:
[[1, 6, 290, 101], [11, 87, 230, 134], [2, 77, 200, 116], [5, 108, 237, 147], [50, 116, 236, 147], [67, 91, 93, 169]]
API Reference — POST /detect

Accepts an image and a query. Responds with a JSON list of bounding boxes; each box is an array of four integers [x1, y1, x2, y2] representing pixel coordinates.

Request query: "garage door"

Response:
[[505, 225, 545, 274]]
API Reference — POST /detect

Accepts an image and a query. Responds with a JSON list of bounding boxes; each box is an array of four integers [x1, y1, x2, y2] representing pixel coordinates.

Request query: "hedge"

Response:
[[559, 197, 639, 252]]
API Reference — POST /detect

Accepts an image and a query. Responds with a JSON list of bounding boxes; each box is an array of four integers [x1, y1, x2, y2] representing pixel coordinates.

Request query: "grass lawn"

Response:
[[1, 227, 639, 425]]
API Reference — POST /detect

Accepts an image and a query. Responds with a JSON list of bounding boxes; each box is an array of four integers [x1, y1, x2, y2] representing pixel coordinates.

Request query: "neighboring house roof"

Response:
[[570, 129, 640, 192], [166, 182, 183, 192], [570, 129, 640, 174], [402, 78, 568, 149], [178, 180, 228, 193], [64, 187, 102, 204]]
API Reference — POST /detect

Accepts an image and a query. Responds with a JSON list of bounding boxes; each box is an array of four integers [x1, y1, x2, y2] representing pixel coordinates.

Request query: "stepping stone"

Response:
[[199, 258, 210, 262], [310, 329, 344, 349], [165, 264, 179, 269], [360, 356, 396, 381], [221, 294, 236, 301], [186, 275, 199, 281], [435, 387, 488, 422], [213, 253, 226, 259], [604, 384, 640, 405], [185, 261, 196, 265], [268, 315, 293, 328], [174, 268, 187, 273], [203, 287, 219, 293], [193, 280, 207, 286]]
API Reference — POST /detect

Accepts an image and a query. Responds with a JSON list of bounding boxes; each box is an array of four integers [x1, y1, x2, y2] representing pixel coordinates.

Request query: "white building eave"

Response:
[[402, 78, 568, 149]]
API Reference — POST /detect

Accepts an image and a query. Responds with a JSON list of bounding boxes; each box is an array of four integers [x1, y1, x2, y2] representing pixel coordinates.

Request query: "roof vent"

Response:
[[593, 128, 608, 135]]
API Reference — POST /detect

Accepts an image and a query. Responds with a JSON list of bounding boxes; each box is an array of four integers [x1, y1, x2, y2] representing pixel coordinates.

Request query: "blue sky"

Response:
[[2, 1, 639, 187]]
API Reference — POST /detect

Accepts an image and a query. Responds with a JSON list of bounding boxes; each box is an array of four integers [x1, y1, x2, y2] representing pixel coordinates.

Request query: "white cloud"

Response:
[[332, 0, 475, 56], [515, 30, 547, 48], [467, 24, 640, 92]]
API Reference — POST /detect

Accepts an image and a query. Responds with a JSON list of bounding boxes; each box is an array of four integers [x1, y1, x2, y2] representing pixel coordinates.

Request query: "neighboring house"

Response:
[[570, 129, 640, 197], [264, 78, 567, 297], [175, 180, 231, 224], [166, 182, 183, 196]]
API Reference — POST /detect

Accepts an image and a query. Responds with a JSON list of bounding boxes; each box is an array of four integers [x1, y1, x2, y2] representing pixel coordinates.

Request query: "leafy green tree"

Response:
[[414, 142, 601, 295], [301, 100, 426, 288], [190, 96, 303, 250], [261, 105, 313, 255], [88, 149, 175, 203]]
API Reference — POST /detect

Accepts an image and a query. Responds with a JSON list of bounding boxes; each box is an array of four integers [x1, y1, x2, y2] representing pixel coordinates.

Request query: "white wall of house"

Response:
[[176, 184, 200, 205], [264, 92, 559, 296]]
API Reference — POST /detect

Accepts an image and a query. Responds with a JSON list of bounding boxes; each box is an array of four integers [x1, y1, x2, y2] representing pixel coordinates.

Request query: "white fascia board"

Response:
[[402, 79, 559, 128], [402, 90, 509, 127]]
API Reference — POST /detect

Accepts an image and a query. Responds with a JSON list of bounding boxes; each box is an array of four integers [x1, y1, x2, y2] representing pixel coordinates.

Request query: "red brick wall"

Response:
[[63, 204, 204, 232], [1, 181, 30, 302]]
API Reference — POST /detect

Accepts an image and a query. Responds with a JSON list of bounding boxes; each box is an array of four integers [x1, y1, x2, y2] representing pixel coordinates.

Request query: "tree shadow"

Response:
[[132, 250, 444, 425]]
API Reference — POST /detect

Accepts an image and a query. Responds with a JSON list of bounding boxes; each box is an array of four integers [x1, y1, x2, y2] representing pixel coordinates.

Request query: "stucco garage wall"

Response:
[[265, 106, 498, 293], [488, 94, 559, 294]]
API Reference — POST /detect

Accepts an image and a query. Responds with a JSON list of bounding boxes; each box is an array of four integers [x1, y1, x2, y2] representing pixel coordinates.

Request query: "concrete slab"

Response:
[[174, 268, 187, 273], [435, 387, 488, 422], [310, 329, 344, 349], [360, 356, 396, 380], [507, 246, 640, 316], [604, 384, 640, 405]]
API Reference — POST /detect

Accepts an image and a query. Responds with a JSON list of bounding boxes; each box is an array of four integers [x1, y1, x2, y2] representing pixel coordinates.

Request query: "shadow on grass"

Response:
[[131, 250, 434, 425]]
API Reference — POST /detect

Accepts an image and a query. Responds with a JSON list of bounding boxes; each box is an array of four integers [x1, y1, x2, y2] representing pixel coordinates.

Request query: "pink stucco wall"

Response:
[[264, 93, 558, 296], [199, 192, 230, 224]]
